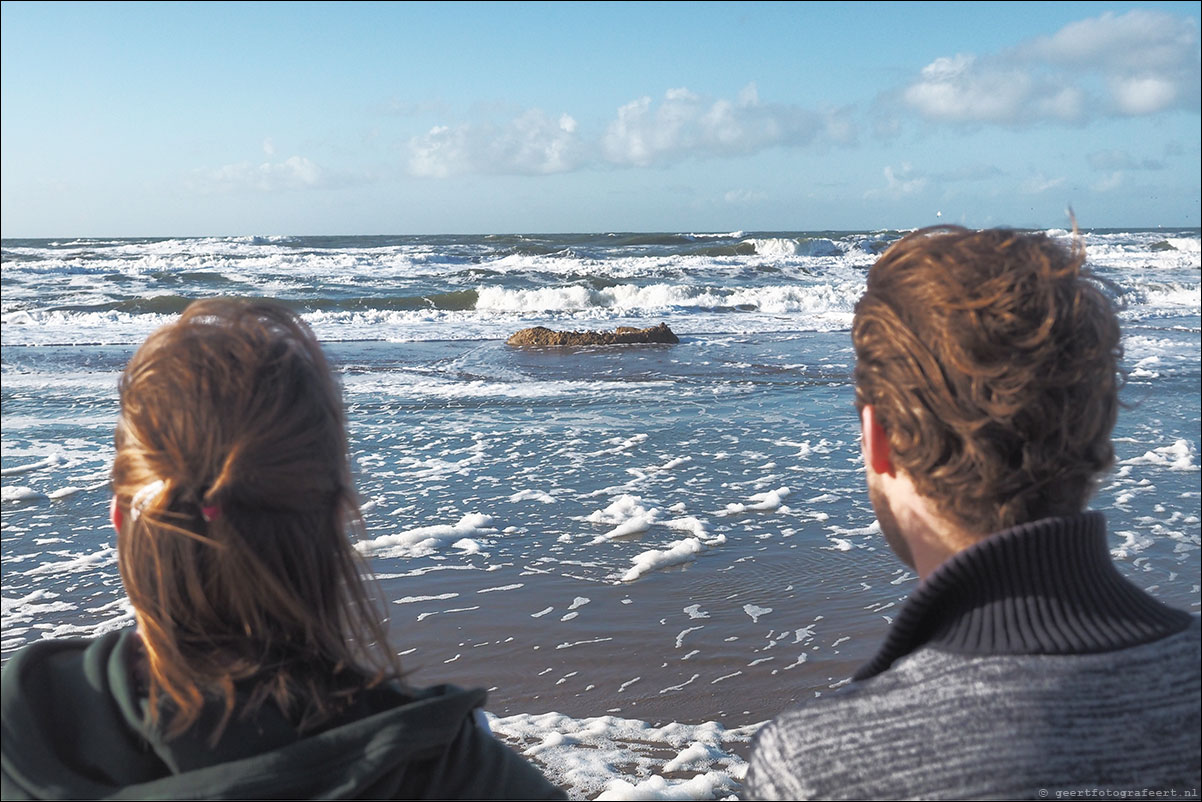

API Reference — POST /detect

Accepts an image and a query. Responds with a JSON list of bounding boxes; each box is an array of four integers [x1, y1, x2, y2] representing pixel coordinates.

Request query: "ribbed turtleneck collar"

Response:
[[854, 512, 1192, 681]]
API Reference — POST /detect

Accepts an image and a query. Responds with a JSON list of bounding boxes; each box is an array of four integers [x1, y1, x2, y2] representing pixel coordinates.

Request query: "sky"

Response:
[[1, 1, 1199, 236]]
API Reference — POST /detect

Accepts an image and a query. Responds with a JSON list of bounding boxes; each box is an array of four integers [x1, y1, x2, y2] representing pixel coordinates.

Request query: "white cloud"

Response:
[[262, 137, 276, 157], [864, 163, 928, 199], [1020, 10, 1198, 73], [407, 109, 585, 177], [922, 54, 975, 82], [900, 9, 1200, 125], [187, 155, 345, 194], [903, 63, 1060, 124], [1109, 75, 1179, 115], [1092, 171, 1125, 193], [405, 84, 851, 177], [602, 83, 827, 167], [407, 126, 467, 179]]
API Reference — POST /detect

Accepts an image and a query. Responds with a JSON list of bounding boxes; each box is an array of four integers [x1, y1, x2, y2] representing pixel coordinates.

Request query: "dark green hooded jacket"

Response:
[[1, 630, 564, 800]]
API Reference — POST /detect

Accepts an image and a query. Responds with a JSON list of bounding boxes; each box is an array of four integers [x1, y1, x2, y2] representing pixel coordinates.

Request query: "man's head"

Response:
[[852, 226, 1122, 537]]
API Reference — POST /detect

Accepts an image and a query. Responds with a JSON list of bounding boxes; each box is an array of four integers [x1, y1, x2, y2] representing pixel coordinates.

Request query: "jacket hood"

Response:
[[1, 629, 497, 800]]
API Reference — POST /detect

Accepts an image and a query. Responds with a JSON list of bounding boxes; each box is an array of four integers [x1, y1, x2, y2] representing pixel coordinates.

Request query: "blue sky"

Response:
[[2, 1, 1199, 236]]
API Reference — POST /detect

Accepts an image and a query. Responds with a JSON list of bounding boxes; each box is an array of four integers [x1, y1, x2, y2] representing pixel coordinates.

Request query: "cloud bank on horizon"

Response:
[[1, 3, 1198, 235]]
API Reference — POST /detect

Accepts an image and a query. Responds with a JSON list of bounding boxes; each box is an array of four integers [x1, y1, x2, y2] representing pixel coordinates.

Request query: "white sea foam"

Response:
[[477, 583, 524, 594], [1121, 440, 1198, 471], [1, 486, 46, 503], [740, 238, 797, 258], [1, 590, 76, 624], [3, 229, 1195, 347], [583, 495, 663, 544], [473, 281, 860, 317], [452, 538, 482, 554], [1111, 530, 1156, 560], [664, 517, 709, 537], [622, 538, 704, 582], [344, 374, 674, 401], [25, 547, 116, 576], [488, 710, 758, 800], [597, 771, 735, 800], [1165, 237, 1201, 254], [742, 604, 773, 623], [1, 309, 169, 346], [3, 305, 862, 346], [685, 231, 744, 239], [509, 489, 557, 504], [594, 516, 658, 543], [0, 454, 68, 476], [647, 456, 692, 472], [356, 513, 497, 558], [722, 486, 791, 515], [393, 593, 460, 605], [588, 435, 650, 458]]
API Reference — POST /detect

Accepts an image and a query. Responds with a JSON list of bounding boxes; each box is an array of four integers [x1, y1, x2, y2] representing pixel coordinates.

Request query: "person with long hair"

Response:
[[1, 298, 564, 799]]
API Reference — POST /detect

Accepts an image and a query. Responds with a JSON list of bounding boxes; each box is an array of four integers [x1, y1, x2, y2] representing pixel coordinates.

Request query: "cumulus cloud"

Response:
[[1019, 10, 1198, 74], [602, 84, 833, 167], [187, 155, 355, 194], [900, 9, 1200, 125], [1108, 75, 1179, 115], [903, 53, 1086, 124], [408, 110, 585, 177], [864, 163, 928, 199], [405, 84, 853, 177]]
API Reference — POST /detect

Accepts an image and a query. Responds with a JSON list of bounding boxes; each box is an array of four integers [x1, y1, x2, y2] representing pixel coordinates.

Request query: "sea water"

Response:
[[3, 230, 1199, 799]]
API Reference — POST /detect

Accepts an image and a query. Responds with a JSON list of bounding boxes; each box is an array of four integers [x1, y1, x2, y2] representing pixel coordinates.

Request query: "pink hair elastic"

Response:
[[200, 505, 221, 523]]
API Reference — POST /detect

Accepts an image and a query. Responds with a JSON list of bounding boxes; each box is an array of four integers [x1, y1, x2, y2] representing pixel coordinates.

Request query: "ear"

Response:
[[110, 495, 123, 534], [860, 405, 895, 477]]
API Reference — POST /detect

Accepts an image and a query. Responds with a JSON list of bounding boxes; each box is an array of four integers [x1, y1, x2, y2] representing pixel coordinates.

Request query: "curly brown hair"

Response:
[[112, 298, 400, 742], [852, 226, 1122, 534]]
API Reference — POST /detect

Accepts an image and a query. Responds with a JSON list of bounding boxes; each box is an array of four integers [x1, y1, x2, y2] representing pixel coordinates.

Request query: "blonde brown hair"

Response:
[[852, 226, 1122, 534], [112, 298, 398, 740]]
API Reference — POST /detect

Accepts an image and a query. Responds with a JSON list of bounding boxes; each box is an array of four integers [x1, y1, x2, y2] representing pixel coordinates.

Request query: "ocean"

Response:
[[2, 229, 1200, 799]]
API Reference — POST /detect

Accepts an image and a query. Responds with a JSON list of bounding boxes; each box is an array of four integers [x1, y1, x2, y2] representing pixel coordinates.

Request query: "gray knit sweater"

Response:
[[745, 513, 1200, 801]]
